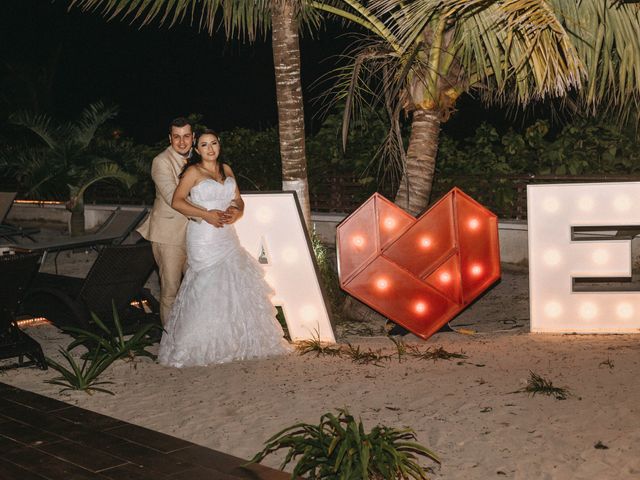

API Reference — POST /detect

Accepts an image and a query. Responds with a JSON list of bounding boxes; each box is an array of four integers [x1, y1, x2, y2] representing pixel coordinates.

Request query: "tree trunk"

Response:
[[271, 0, 312, 231], [68, 203, 85, 236], [394, 109, 441, 216]]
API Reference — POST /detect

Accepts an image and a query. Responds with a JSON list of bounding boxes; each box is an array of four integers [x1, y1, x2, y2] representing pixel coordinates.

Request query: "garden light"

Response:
[[336, 188, 501, 340]]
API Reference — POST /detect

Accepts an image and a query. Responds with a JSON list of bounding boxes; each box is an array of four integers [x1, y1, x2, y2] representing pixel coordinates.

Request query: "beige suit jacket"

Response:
[[137, 146, 189, 246]]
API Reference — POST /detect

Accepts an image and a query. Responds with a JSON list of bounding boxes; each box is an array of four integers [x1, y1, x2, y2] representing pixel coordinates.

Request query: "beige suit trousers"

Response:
[[152, 241, 187, 325]]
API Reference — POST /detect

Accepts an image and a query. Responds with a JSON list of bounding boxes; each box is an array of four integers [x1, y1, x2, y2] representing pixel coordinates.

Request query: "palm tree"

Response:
[[314, 0, 640, 215], [68, 0, 319, 229], [10, 102, 136, 235]]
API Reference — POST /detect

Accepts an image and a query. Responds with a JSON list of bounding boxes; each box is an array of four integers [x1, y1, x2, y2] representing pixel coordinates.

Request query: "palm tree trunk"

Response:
[[271, 0, 312, 231], [68, 202, 85, 236], [394, 109, 441, 216]]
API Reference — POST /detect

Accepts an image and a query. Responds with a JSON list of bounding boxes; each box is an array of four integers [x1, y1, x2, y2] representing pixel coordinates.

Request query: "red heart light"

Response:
[[336, 188, 501, 339]]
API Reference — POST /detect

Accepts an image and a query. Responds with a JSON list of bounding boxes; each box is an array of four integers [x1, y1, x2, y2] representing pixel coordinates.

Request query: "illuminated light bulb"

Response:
[[352, 235, 365, 248], [256, 206, 274, 224], [577, 196, 594, 212], [616, 303, 634, 319], [420, 237, 432, 248], [439, 272, 452, 284], [376, 278, 390, 291], [544, 301, 563, 318], [592, 249, 609, 266], [579, 302, 598, 320], [300, 305, 319, 323], [470, 264, 483, 277], [468, 217, 480, 230], [282, 247, 299, 264], [383, 217, 397, 230], [543, 197, 559, 213], [414, 302, 428, 314], [543, 249, 562, 267], [614, 195, 631, 212]]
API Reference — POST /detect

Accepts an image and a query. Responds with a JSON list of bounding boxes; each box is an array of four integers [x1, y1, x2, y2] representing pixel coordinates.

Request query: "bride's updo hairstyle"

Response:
[[179, 128, 226, 180]]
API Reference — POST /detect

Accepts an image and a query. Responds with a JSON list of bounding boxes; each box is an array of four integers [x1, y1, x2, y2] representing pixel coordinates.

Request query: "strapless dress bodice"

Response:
[[189, 177, 236, 211]]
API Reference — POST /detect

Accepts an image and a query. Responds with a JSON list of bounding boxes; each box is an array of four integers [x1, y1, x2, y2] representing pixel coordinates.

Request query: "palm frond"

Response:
[[69, 0, 321, 41], [8, 111, 59, 150], [73, 162, 137, 200], [72, 101, 118, 150]]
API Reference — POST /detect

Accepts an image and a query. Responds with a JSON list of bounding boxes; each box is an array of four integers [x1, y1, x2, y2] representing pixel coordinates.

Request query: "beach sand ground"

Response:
[[2, 233, 639, 479]]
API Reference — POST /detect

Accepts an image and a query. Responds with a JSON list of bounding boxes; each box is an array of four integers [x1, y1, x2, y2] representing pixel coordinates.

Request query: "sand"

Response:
[[2, 242, 640, 479]]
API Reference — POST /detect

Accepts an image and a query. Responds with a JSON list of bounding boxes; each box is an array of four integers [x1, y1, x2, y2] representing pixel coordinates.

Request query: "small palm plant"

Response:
[[251, 409, 439, 479], [45, 347, 116, 395], [9, 101, 136, 235], [65, 303, 161, 361]]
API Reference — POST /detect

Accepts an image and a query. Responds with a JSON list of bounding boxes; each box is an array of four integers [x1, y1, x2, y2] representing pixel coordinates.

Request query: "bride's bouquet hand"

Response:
[[204, 209, 228, 228]]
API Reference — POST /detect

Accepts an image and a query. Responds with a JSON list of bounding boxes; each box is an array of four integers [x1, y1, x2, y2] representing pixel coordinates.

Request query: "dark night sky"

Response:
[[1, 0, 351, 143], [1, 1, 519, 147]]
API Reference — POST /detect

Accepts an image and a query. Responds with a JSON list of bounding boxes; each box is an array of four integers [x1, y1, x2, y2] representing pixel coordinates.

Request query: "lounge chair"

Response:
[[8, 207, 148, 255], [21, 242, 160, 332], [0, 252, 47, 370], [0, 192, 39, 242]]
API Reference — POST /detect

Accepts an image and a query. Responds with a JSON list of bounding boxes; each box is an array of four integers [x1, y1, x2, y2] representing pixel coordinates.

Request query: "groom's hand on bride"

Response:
[[223, 206, 242, 224], [204, 209, 228, 228]]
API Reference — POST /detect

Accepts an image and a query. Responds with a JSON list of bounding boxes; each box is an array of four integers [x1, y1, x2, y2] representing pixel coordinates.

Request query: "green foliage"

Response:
[[64, 303, 161, 361], [45, 305, 161, 395], [6, 102, 137, 234], [219, 127, 282, 191], [435, 117, 640, 215], [250, 409, 439, 479], [311, 231, 345, 319], [45, 347, 116, 395], [438, 117, 640, 177]]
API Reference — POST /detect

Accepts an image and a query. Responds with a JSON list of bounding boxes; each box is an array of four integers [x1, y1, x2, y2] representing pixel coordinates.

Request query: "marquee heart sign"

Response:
[[336, 188, 501, 339]]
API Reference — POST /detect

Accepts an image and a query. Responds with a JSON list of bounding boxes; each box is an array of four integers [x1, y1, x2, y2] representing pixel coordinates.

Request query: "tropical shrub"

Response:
[[251, 409, 439, 479], [64, 304, 161, 361], [7, 102, 137, 234], [46, 347, 116, 395]]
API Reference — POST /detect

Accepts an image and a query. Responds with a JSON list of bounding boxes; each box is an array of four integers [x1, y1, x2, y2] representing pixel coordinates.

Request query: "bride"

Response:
[[158, 129, 291, 367]]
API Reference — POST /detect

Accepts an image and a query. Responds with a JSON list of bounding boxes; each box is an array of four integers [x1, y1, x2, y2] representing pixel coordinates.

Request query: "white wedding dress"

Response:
[[158, 177, 291, 367]]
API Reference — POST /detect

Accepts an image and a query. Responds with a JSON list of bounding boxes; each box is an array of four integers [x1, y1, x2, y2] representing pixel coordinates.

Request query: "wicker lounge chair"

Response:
[[0, 252, 47, 370], [22, 242, 160, 332], [0, 192, 39, 242]]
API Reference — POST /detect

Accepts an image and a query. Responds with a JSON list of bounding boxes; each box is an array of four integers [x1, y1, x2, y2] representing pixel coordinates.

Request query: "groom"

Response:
[[138, 117, 194, 325]]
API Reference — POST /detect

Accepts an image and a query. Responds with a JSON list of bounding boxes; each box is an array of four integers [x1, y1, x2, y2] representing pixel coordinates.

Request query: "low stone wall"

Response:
[[9, 203, 531, 265]]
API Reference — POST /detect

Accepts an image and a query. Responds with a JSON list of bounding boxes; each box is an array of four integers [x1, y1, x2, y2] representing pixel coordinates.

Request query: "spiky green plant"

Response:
[[251, 409, 439, 479], [390, 337, 409, 363], [523, 371, 569, 400], [311, 231, 345, 318], [45, 348, 116, 395], [407, 345, 467, 362], [64, 303, 161, 361], [296, 331, 343, 357], [344, 343, 391, 366]]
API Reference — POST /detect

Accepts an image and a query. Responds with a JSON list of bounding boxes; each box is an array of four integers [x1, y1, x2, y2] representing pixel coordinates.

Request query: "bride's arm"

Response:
[[172, 168, 226, 227], [224, 165, 244, 224]]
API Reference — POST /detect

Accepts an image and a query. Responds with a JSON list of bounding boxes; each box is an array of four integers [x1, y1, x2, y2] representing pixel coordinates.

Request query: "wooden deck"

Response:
[[0, 382, 291, 479]]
